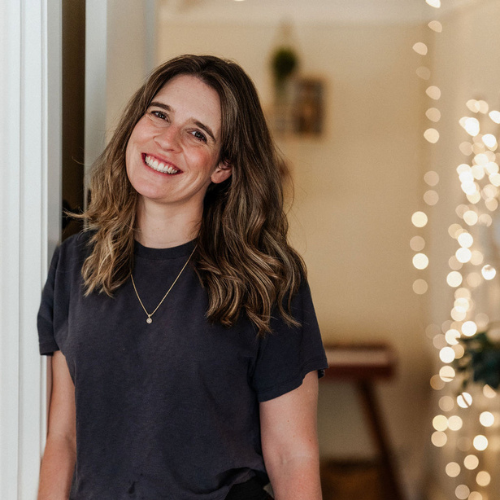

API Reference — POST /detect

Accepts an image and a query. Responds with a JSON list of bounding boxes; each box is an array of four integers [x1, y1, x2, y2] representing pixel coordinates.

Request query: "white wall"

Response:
[[157, 17, 431, 499]]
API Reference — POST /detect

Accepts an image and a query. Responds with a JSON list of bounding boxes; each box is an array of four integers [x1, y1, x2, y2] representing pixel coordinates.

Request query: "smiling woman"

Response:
[[37, 55, 328, 499], [125, 75, 231, 221]]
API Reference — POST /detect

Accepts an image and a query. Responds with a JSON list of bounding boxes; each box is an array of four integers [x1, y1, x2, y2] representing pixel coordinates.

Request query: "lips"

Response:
[[142, 154, 181, 175]]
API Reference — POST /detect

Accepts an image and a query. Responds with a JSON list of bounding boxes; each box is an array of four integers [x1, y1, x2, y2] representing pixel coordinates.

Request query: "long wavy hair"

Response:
[[81, 54, 306, 335]]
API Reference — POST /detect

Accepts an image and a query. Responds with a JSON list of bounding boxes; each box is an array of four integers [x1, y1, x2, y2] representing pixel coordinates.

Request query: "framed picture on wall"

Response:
[[269, 76, 325, 138], [291, 77, 324, 136]]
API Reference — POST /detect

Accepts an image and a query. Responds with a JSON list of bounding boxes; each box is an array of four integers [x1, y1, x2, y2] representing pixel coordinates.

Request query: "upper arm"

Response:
[[47, 351, 76, 446], [259, 370, 319, 463]]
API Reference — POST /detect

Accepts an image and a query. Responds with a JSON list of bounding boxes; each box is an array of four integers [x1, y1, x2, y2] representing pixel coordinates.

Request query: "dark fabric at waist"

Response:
[[225, 476, 272, 500]]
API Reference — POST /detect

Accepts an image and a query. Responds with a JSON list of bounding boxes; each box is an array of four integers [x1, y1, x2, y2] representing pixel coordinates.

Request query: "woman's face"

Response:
[[125, 74, 231, 213]]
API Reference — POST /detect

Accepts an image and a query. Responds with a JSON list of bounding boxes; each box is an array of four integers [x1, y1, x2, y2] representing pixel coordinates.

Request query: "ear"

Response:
[[211, 161, 232, 184]]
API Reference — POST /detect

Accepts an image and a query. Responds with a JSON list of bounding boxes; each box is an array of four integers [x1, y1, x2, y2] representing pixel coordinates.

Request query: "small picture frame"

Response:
[[291, 78, 324, 136], [270, 77, 325, 138]]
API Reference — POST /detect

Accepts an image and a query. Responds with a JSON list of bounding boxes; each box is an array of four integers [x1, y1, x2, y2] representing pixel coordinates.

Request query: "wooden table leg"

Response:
[[357, 381, 406, 500]]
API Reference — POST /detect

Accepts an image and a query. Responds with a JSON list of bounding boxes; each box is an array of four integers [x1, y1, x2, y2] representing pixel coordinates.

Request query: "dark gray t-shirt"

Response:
[[37, 233, 328, 499]]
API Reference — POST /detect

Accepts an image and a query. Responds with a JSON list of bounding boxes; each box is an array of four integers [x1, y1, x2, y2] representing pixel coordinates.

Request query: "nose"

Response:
[[154, 125, 181, 152]]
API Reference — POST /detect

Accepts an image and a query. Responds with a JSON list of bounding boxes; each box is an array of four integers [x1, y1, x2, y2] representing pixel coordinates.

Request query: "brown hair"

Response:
[[81, 54, 306, 335]]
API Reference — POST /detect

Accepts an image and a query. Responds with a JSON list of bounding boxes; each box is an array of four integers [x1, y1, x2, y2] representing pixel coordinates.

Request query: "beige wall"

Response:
[[157, 19, 432, 498]]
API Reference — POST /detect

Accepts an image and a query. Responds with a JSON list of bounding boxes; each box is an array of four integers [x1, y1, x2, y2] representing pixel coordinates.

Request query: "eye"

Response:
[[151, 110, 168, 120], [191, 130, 207, 143]]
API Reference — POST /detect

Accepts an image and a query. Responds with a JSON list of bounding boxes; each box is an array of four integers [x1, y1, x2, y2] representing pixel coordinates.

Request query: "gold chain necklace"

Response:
[[131, 245, 197, 324]]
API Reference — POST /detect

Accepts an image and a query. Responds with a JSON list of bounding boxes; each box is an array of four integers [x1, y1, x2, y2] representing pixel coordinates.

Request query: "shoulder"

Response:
[[54, 231, 95, 273]]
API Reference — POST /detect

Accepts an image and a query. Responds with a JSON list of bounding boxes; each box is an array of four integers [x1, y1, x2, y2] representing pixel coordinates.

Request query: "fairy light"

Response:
[[473, 435, 488, 451], [457, 392, 473, 408], [413, 5, 500, 495], [479, 412, 494, 427], [464, 455, 479, 470], [455, 485, 470, 500], [439, 365, 455, 381]]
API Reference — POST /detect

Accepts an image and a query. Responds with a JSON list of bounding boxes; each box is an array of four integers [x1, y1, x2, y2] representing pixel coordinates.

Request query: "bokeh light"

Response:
[[412, 211, 428, 227], [431, 431, 447, 447], [413, 279, 428, 295], [457, 392, 472, 408], [445, 462, 460, 477], [473, 435, 488, 451], [447, 271, 463, 288], [476, 471, 491, 487], [479, 412, 494, 427], [464, 454, 479, 470]]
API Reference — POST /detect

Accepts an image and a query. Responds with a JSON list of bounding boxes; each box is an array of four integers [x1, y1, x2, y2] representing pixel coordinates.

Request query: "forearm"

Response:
[[38, 436, 76, 500], [266, 455, 322, 500]]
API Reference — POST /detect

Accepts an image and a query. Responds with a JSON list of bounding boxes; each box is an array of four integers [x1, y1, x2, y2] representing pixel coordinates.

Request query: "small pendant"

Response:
[[146, 317, 153, 324]]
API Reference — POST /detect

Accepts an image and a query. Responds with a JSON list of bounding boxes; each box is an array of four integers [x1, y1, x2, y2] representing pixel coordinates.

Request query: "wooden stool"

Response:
[[322, 343, 405, 500]]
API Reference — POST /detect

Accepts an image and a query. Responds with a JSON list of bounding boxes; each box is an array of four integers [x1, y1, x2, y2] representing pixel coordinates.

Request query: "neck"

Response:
[[135, 198, 202, 248]]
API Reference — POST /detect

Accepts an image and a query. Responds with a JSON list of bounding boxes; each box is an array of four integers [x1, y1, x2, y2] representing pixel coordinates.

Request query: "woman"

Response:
[[37, 55, 328, 500]]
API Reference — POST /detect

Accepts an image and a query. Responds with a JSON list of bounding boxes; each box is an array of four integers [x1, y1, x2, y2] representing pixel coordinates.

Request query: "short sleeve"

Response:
[[37, 245, 61, 355], [251, 281, 329, 402]]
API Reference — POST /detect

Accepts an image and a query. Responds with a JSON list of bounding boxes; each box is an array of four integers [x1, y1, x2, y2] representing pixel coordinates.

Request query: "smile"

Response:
[[143, 154, 180, 175]]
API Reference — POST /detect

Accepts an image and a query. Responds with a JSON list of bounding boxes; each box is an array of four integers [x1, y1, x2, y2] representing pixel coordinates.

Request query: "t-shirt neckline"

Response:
[[134, 239, 196, 260]]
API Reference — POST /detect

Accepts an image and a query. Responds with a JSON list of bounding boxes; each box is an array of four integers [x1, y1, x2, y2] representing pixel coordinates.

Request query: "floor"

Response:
[[320, 459, 384, 500]]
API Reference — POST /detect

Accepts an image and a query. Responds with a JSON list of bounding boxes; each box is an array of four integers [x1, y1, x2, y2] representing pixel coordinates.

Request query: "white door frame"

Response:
[[0, 0, 62, 498]]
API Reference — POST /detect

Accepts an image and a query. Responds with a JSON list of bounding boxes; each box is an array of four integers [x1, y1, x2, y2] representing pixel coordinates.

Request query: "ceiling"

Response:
[[159, 0, 481, 25]]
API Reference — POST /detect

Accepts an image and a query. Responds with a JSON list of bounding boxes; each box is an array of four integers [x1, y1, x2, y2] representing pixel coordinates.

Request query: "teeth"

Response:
[[144, 155, 179, 174]]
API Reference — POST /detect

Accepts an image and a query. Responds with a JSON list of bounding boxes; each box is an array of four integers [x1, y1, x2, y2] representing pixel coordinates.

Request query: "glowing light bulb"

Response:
[[457, 232, 473, 248], [412, 279, 428, 295], [455, 485, 470, 500], [424, 128, 440, 143], [483, 385, 497, 398], [439, 396, 454, 411], [471, 250, 484, 265], [456, 248, 471, 263], [426, 86, 441, 100], [476, 471, 491, 487], [482, 134, 498, 150], [424, 190, 439, 205], [463, 117, 480, 136], [413, 253, 429, 270], [431, 431, 447, 447], [430, 375, 445, 390], [473, 435, 488, 451], [445, 329, 460, 345], [432, 415, 448, 431], [439, 365, 455, 381], [482, 265, 496, 280], [448, 415, 463, 431], [447, 271, 463, 288], [445, 462, 460, 477], [413, 42, 428, 56], [479, 412, 494, 427], [440, 347, 455, 363], [457, 392, 472, 408], [428, 20, 442, 32], [410, 236, 425, 251], [464, 455, 479, 470], [462, 321, 477, 337], [424, 170, 439, 186], [412, 211, 428, 227], [463, 210, 478, 226], [489, 110, 500, 123]]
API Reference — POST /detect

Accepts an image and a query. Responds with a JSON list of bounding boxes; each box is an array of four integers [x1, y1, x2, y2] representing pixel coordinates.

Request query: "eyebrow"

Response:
[[149, 101, 217, 143]]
